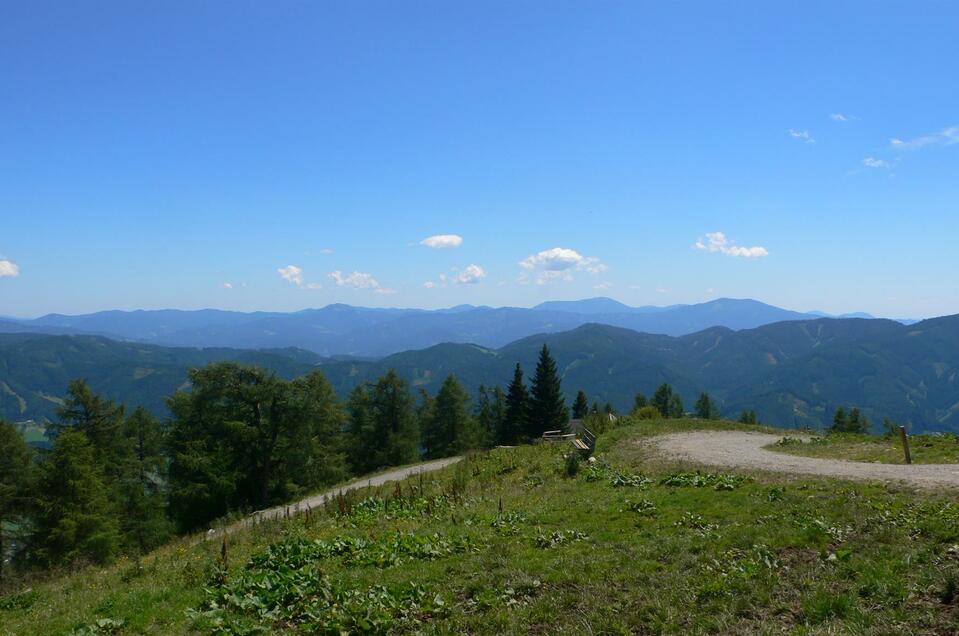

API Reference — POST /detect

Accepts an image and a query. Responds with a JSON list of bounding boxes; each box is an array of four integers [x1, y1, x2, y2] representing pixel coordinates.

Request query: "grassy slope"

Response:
[[3, 419, 959, 635], [768, 431, 959, 465]]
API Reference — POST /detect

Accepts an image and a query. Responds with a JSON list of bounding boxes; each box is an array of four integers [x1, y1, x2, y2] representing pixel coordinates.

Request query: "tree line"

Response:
[[0, 344, 574, 578]]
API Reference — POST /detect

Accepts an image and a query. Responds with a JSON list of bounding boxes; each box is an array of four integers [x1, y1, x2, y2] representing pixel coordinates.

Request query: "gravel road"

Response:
[[250, 456, 463, 524], [650, 431, 959, 489]]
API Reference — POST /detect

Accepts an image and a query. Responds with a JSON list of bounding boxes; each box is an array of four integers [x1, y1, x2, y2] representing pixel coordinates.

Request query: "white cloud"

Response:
[[420, 234, 463, 249], [329, 270, 381, 290], [0, 259, 20, 277], [320, 248, 335, 254], [221, 282, 233, 289], [594, 281, 612, 290], [830, 113, 849, 122], [305, 282, 323, 290], [694, 232, 769, 259], [374, 287, 397, 295], [788, 129, 815, 144], [656, 288, 670, 294], [518, 247, 607, 284], [890, 126, 959, 150], [425, 265, 486, 288], [277, 265, 304, 286], [455, 264, 486, 284], [863, 157, 891, 169]]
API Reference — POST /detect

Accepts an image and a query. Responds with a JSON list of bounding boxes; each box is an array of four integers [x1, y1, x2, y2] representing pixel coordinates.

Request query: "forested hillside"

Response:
[[3, 313, 958, 433]]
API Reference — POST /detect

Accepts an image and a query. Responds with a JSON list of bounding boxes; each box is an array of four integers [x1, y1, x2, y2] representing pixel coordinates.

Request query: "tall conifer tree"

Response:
[[529, 344, 568, 437], [503, 363, 529, 444]]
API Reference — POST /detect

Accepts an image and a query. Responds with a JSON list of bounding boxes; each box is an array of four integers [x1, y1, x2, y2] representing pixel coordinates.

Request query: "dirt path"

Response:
[[649, 431, 959, 489], [249, 456, 463, 524]]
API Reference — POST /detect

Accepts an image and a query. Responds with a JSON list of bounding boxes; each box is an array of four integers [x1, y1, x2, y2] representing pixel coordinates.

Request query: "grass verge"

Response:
[[3, 419, 959, 634]]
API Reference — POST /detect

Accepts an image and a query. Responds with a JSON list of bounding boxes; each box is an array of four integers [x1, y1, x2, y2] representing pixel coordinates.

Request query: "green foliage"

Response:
[[651, 383, 673, 418], [0, 420, 33, 580], [168, 363, 348, 531], [474, 384, 504, 448], [32, 429, 120, 566], [831, 406, 871, 433], [572, 390, 589, 419], [632, 405, 661, 420], [738, 409, 759, 425], [502, 363, 529, 444], [694, 392, 719, 420], [423, 374, 482, 459], [528, 345, 568, 437], [190, 537, 453, 634], [660, 471, 752, 490], [117, 407, 172, 554], [564, 452, 581, 477], [632, 392, 648, 411]]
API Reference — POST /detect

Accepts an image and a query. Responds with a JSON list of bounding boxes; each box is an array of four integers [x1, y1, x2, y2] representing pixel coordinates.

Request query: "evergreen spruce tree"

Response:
[[633, 393, 648, 413], [56, 379, 128, 481], [572, 391, 589, 419], [738, 410, 758, 425], [168, 363, 336, 531], [119, 407, 172, 554], [474, 385, 500, 448], [832, 407, 849, 432], [427, 374, 480, 457], [503, 363, 530, 444], [652, 384, 674, 417], [0, 420, 33, 582], [345, 384, 378, 474], [528, 345, 568, 437], [33, 429, 120, 566], [694, 393, 718, 420], [668, 393, 685, 418], [369, 370, 420, 467], [488, 386, 507, 446], [285, 370, 350, 494]]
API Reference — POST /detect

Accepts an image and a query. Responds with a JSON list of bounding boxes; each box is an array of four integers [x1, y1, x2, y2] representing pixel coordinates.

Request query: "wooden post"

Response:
[[899, 425, 912, 465]]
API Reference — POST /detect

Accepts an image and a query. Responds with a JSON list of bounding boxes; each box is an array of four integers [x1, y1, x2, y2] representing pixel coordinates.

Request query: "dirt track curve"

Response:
[[650, 431, 959, 489], [250, 456, 463, 524]]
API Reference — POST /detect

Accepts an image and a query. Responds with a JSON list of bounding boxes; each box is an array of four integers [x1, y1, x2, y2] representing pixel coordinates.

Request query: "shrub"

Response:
[[632, 406, 661, 420]]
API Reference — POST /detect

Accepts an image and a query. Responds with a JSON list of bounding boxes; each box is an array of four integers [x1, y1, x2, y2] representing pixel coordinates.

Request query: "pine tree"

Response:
[[668, 393, 685, 418], [528, 345, 568, 437], [503, 363, 529, 444], [0, 420, 33, 582], [284, 370, 350, 494], [633, 393, 648, 412], [572, 391, 589, 419], [369, 370, 420, 467], [33, 429, 120, 566], [652, 384, 674, 417], [427, 374, 481, 457], [832, 407, 848, 432], [168, 363, 337, 531], [488, 386, 507, 446], [345, 384, 378, 474], [474, 385, 501, 448], [694, 393, 718, 420], [738, 410, 758, 425], [56, 379, 128, 481], [119, 407, 172, 554]]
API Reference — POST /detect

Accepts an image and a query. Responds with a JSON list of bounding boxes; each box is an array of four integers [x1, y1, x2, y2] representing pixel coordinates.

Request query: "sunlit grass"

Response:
[[3, 419, 959, 634]]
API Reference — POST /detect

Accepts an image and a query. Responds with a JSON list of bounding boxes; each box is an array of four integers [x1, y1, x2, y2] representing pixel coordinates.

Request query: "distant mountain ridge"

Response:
[[2, 312, 957, 434], [3, 298, 901, 357]]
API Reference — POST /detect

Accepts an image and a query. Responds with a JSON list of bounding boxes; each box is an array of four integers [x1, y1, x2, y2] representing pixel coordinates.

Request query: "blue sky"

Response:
[[1, 1, 957, 319]]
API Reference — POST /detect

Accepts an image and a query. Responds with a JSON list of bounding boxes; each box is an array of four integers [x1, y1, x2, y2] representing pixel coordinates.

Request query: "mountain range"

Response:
[[1, 309, 956, 434], [1, 297, 897, 358]]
